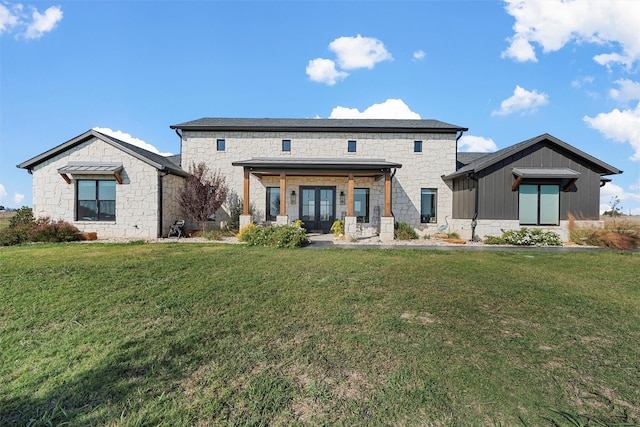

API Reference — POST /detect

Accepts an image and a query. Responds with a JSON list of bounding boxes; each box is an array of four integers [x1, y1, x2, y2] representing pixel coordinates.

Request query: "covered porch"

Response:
[[231, 158, 402, 242]]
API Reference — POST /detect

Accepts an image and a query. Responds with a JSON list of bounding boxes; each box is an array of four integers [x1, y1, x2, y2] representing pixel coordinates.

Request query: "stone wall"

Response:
[[181, 130, 457, 232], [31, 137, 163, 239]]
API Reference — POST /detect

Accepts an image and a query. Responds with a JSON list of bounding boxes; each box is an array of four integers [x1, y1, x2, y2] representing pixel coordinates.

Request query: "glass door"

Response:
[[299, 186, 335, 232]]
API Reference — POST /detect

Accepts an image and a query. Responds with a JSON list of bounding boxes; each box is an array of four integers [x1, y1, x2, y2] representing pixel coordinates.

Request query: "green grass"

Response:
[[1, 243, 638, 426]]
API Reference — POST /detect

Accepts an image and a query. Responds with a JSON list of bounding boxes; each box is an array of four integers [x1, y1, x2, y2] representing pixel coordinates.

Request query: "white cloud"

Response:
[[0, 3, 62, 39], [307, 35, 392, 85], [413, 50, 426, 61], [306, 58, 348, 86], [600, 181, 640, 215], [25, 5, 62, 39], [0, 183, 7, 201], [583, 103, 640, 161], [13, 192, 24, 205], [93, 127, 173, 156], [571, 75, 594, 89], [329, 99, 420, 119], [0, 3, 20, 33], [502, 0, 640, 67], [458, 135, 498, 153], [492, 85, 549, 116], [610, 79, 640, 102], [329, 34, 392, 70]]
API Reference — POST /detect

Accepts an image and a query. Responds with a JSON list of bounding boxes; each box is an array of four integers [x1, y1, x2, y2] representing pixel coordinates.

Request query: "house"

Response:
[[17, 129, 188, 239], [18, 119, 621, 242]]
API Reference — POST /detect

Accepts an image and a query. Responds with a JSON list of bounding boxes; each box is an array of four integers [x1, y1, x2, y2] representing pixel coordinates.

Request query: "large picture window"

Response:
[[420, 189, 437, 223], [266, 187, 280, 221], [77, 180, 116, 221], [519, 184, 560, 225], [353, 188, 369, 223]]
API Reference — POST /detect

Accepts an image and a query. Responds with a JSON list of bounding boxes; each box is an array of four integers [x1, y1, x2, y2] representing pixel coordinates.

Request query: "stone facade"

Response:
[[30, 137, 168, 239], [181, 130, 457, 234]]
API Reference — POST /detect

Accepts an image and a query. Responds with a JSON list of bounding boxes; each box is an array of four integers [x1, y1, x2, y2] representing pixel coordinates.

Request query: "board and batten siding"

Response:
[[453, 141, 606, 221]]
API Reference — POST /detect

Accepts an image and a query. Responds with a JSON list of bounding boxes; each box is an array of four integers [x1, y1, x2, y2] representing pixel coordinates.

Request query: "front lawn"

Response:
[[0, 243, 638, 425]]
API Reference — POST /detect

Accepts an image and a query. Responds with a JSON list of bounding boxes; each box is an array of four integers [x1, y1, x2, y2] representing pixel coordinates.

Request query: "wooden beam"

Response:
[[511, 176, 523, 191], [279, 172, 286, 216], [563, 178, 578, 192], [347, 174, 354, 216], [114, 171, 123, 185], [243, 170, 250, 215], [384, 172, 392, 217], [60, 173, 71, 184]]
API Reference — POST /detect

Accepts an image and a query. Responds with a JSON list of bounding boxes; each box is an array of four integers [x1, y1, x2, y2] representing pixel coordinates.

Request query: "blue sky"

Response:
[[1, 0, 639, 214]]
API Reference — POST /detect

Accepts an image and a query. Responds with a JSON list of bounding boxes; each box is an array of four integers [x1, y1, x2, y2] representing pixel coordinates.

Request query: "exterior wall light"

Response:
[[340, 191, 346, 205], [290, 190, 296, 204]]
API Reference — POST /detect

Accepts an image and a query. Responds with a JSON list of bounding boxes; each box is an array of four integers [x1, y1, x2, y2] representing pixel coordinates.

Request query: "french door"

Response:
[[299, 186, 336, 233]]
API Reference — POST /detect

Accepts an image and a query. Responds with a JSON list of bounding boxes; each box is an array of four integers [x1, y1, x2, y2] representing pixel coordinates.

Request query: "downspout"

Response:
[[158, 171, 169, 238], [455, 129, 465, 169], [467, 173, 480, 242], [174, 128, 183, 167]]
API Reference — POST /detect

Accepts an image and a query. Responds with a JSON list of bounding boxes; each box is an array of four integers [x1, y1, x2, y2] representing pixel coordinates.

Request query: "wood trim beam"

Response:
[[347, 174, 354, 216], [60, 173, 71, 184], [511, 176, 523, 191], [279, 172, 286, 216], [563, 178, 578, 192], [114, 172, 123, 185], [384, 172, 392, 217], [243, 170, 250, 215]]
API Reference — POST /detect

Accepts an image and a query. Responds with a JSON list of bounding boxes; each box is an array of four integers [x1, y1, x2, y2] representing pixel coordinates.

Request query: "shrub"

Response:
[[394, 222, 418, 240], [0, 223, 33, 246], [330, 220, 344, 237], [239, 224, 309, 248], [30, 220, 81, 243], [569, 215, 639, 250], [9, 206, 34, 228], [485, 228, 562, 246], [201, 228, 235, 241]]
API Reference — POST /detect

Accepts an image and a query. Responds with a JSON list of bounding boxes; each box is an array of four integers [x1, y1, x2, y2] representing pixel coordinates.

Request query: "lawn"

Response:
[[0, 243, 638, 426]]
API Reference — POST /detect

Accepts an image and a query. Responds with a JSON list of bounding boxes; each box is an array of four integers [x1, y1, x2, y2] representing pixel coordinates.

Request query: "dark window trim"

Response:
[[266, 187, 280, 221], [414, 141, 422, 153], [216, 139, 225, 151], [518, 183, 560, 226], [354, 187, 370, 223], [347, 140, 357, 153], [420, 188, 437, 224], [282, 139, 291, 152], [76, 179, 116, 222]]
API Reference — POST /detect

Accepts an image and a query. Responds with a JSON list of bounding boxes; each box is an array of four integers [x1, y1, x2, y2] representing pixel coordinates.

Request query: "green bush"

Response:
[[330, 220, 344, 237], [485, 228, 562, 246], [394, 222, 418, 240], [0, 223, 33, 246], [8, 206, 34, 228], [239, 224, 309, 248]]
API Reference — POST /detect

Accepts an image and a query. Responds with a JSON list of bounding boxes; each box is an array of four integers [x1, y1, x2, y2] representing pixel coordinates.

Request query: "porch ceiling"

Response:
[[232, 157, 402, 178]]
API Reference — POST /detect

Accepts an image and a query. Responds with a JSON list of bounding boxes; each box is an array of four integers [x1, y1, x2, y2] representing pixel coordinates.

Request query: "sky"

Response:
[[1, 0, 639, 214]]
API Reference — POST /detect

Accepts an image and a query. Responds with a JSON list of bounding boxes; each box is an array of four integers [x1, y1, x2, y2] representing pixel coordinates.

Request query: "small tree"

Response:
[[179, 162, 229, 232], [604, 196, 623, 217]]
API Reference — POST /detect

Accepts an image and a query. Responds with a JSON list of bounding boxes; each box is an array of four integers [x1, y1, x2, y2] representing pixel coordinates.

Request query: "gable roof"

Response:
[[17, 129, 188, 177], [170, 118, 468, 133], [445, 133, 622, 180]]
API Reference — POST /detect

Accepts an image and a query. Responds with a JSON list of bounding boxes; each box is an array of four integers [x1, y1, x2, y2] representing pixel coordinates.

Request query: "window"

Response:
[[353, 188, 369, 223], [282, 140, 291, 152], [77, 180, 116, 221], [519, 184, 559, 225], [216, 139, 225, 151], [414, 141, 422, 153], [266, 187, 280, 221], [420, 189, 437, 223], [347, 140, 357, 153]]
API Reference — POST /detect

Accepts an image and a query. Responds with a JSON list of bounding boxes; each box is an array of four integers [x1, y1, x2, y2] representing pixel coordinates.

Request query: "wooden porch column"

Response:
[[347, 174, 354, 216], [384, 172, 392, 217], [243, 170, 250, 215], [279, 172, 287, 216]]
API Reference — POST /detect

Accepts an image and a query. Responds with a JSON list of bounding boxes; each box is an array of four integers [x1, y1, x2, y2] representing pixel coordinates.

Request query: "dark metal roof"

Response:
[[232, 157, 401, 177], [444, 133, 622, 180], [171, 118, 468, 133], [512, 167, 581, 179], [58, 162, 123, 174], [17, 129, 188, 177]]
